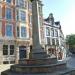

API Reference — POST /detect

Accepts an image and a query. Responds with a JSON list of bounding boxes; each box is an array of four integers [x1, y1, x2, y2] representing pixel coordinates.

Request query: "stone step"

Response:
[[19, 57, 57, 65], [1, 68, 75, 75], [10, 61, 66, 73]]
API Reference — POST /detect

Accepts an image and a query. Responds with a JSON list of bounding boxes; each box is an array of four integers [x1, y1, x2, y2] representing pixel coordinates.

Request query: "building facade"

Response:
[[0, 0, 44, 64], [0, 0, 32, 64], [44, 13, 66, 60]]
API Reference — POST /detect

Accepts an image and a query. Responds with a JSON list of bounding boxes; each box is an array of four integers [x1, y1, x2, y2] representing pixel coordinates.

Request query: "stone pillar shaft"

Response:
[[32, 0, 42, 52], [31, 0, 47, 59]]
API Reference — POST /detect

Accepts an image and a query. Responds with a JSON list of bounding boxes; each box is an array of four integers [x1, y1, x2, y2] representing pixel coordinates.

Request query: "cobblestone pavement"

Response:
[[66, 55, 75, 68], [0, 64, 13, 75]]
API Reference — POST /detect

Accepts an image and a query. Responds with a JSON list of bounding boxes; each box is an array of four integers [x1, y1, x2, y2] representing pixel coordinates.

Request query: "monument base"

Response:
[[31, 52, 48, 59], [1, 57, 75, 75]]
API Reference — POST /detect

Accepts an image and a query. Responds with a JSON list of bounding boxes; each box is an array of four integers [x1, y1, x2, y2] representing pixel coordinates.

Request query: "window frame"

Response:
[[3, 45, 8, 55], [46, 27, 50, 36], [51, 28, 54, 37], [19, 10, 26, 22], [21, 26, 27, 38], [15, 0, 27, 8], [5, 7, 13, 20], [55, 29, 58, 37], [5, 23, 13, 37], [10, 45, 14, 55]]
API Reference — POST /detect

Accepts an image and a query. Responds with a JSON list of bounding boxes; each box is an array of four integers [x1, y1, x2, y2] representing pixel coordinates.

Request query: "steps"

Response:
[[10, 61, 66, 73], [19, 58, 57, 65], [1, 58, 75, 75]]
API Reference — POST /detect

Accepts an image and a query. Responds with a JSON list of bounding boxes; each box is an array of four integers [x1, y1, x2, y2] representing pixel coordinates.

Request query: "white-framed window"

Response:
[[56, 39, 59, 45], [19, 10, 26, 22], [16, 0, 27, 8], [6, 24, 13, 37], [10, 45, 14, 55], [47, 37, 51, 45], [55, 29, 58, 37], [46, 27, 50, 36], [3, 45, 14, 55], [52, 39, 55, 45], [19, 0, 24, 7], [51, 28, 54, 37], [3, 45, 8, 55], [21, 26, 27, 38], [6, 7, 13, 20]]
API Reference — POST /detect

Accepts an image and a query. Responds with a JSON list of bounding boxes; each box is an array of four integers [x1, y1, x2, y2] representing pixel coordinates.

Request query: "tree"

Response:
[[66, 34, 75, 54]]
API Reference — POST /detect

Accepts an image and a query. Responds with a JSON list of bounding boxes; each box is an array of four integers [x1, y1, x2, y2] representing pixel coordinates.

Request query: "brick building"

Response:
[[0, 0, 44, 64], [0, 0, 31, 64]]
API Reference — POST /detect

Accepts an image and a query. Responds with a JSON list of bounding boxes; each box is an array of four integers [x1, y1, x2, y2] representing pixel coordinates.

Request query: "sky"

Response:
[[42, 0, 75, 36]]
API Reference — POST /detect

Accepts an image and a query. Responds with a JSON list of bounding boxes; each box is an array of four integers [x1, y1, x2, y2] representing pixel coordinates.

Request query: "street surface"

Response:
[[0, 64, 12, 75], [66, 55, 75, 68]]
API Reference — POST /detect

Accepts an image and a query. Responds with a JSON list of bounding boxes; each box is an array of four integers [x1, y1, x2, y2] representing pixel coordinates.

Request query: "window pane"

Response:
[[21, 27, 27, 37], [3, 61, 9, 64], [55, 30, 58, 37], [3, 45, 8, 49], [28, 2, 32, 10], [6, 25, 12, 37], [10, 45, 14, 49], [6, 0, 11, 3], [19, 0, 24, 7], [51, 28, 54, 37], [3, 45, 8, 55], [56, 39, 59, 45], [25, 1, 27, 9], [47, 37, 50, 45], [46, 27, 50, 36], [52, 39, 55, 45], [10, 45, 14, 55], [20, 11, 26, 22], [6, 8, 12, 19]]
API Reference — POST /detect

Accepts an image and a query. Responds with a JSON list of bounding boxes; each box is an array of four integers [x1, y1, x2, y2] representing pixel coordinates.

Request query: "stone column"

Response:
[[15, 46, 19, 64], [31, 0, 47, 59]]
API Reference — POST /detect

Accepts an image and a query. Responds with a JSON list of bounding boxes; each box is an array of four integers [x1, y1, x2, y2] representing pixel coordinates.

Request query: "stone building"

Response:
[[43, 13, 66, 60], [0, 0, 44, 64]]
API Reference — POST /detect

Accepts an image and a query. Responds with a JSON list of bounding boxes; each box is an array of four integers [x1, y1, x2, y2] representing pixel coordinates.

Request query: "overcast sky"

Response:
[[42, 0, 75, 36]]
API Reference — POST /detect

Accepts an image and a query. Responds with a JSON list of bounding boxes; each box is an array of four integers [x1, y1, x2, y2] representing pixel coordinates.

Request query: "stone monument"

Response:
[[31, 0, 47, 59], [1, 0, 75, 75]]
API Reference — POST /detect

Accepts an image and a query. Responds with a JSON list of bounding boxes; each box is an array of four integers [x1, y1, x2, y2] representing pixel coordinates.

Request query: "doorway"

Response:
[[19, 46, 27, 59]]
